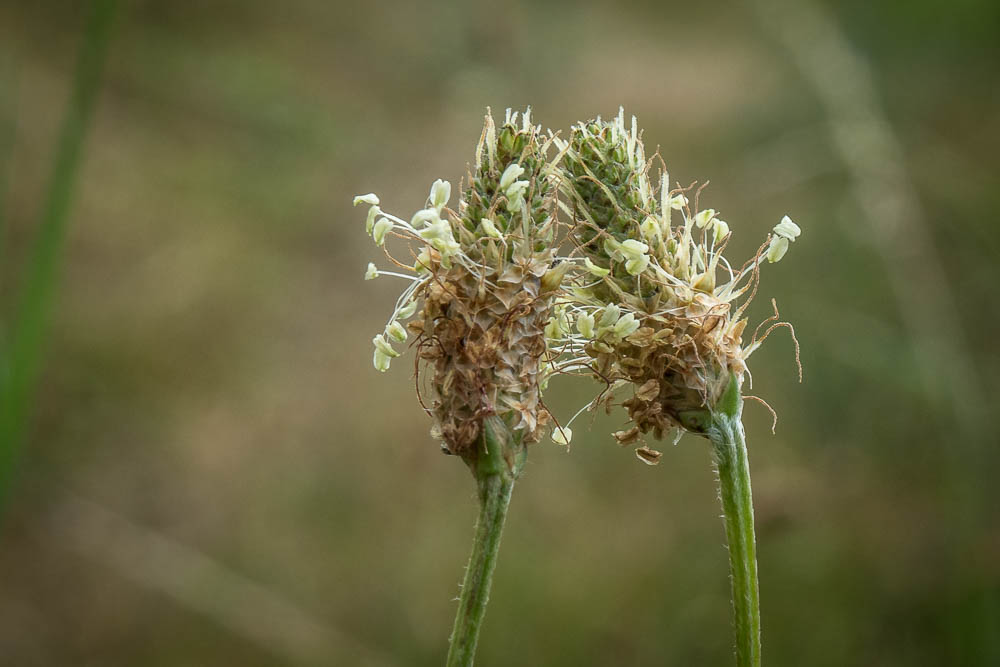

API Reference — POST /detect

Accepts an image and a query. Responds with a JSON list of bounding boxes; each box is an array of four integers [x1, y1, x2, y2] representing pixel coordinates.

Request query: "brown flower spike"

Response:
[[358, 108, 569, 459]]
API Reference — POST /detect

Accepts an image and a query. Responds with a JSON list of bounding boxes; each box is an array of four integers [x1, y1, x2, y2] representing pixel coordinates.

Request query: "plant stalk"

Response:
[[446, 417, 523, 667], [709, 405, 761, 667]]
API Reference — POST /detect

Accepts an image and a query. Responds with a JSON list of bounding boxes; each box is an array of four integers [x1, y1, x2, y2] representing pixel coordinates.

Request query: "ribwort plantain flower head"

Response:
[[554, 109, 801, 462], [359, 108, 570, 458]]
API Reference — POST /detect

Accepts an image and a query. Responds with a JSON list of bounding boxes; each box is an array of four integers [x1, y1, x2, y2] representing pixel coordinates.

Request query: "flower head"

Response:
[[555, 109, 801, 453], [359, 108, 569, 457]]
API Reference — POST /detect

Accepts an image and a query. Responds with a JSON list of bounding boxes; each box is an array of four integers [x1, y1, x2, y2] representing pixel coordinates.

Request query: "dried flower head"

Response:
[[554, 109, 801, 461], [359, 108, 570, 457]]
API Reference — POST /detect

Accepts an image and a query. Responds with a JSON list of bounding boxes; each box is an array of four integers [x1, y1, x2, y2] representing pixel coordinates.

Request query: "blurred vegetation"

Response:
[[0, 0, 117, 502], [0, 1, 997, 665]]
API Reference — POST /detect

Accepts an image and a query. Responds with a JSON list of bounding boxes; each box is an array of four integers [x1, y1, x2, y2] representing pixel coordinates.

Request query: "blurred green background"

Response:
[[1, 1, 998, 665]]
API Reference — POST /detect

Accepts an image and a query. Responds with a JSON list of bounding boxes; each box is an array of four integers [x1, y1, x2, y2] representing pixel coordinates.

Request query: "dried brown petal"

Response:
[[635, 379, 660, 401], [613, 426, 641, 445], [635, 446, 662, 465]]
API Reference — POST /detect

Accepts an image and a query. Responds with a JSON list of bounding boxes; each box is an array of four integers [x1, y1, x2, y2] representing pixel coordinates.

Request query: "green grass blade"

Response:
[[0, 58, 16, 272], [0, 0, 119, 504]]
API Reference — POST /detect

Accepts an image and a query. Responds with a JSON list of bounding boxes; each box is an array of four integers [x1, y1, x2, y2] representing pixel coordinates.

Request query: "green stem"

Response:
[[446, 417, 523, 667], [709, 409, 761, 667]]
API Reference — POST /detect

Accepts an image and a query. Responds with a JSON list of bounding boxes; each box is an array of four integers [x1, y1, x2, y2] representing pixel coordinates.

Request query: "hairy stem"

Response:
[[710, 408, 762, 667], [446, 418, 522, 667]]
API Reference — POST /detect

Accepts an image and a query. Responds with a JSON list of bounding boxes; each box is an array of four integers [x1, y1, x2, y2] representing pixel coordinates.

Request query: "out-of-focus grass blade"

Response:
[[0, 0, 119, 505], [0, 59, 15, 271], [0, 59, 17, 389]]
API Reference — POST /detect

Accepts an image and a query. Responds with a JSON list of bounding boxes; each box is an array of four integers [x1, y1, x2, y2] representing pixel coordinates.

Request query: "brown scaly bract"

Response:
[[416, 249, 555, 452]]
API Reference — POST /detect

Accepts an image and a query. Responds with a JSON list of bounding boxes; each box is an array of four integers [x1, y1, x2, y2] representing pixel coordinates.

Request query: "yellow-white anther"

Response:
[[353, 193, 379, 207], [428, 179, 451, 211], [413, 247, 433, 273], [625, 254, 650, 276], [668, 194, 688, 210], [613, 312, 640, 338], [365, 262, 378, 280], [373, 348, 392, 372], [599, 303, 621, 327], [480, 217, 502, 238], [397, 298, 418, 319], [365, 205, 381, 235], [506, 181, 529, 199], [418, 218, 460, 256], [619, 239, 649, 260], [411, 208, 440, 228], [620, 239, 650, 275], [499, 163, 525, 190], [584, 257, 610, 277], [603, 238, 623, 260], [773, 215, 801, 240], [372, 334, 400, 358], [766, 236, 790, 263], [551, 427, 572, 446], [506, 180, 529, 201], [386, 321, 408, 343], [544, 318, 562, 340], [373, 218, 393, 246], [767, 215, 801, 263], [372, 334, 399, 372], [640, 215, 660, 241], [544, 306, 571, 340], [713, 219, 730, 244], [694, 209, 717, 229]]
